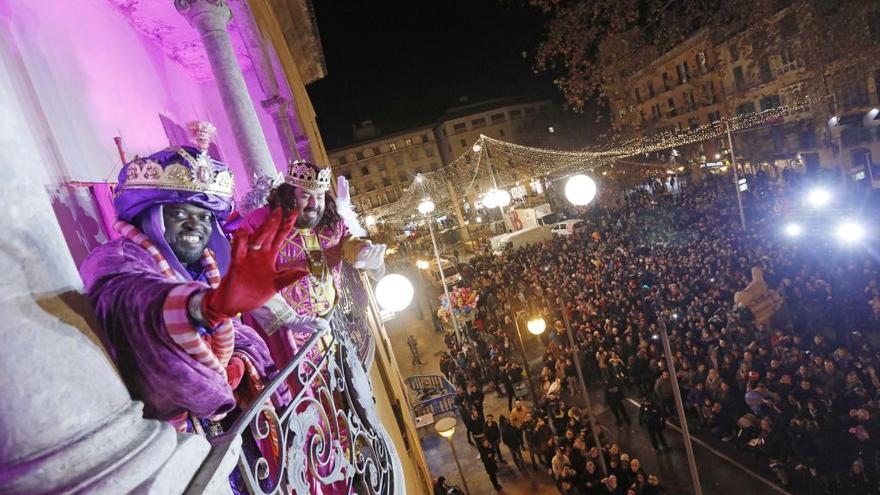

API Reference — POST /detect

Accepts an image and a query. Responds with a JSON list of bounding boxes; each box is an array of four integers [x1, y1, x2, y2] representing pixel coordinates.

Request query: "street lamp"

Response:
[[416, 259, 430, 270], [564, 174, 598, 206], [435, 417, 470, 495], [418, 198, 463, 346], [373, 274, 414, 312], [418, 199, 435, 215], [783, 222, 802, 237], [364, 215, 377, 227], [511, 311, 543, 407], [526, 317, 546, 335], [837, 220, 865, 244]]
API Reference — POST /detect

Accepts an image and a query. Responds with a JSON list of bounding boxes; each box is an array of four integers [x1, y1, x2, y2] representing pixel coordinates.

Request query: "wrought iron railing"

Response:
[[184, 267, 399, 495]]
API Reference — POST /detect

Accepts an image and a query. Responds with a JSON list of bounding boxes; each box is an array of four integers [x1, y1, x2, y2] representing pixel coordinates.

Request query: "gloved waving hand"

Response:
[[200, 208, 307, 327]]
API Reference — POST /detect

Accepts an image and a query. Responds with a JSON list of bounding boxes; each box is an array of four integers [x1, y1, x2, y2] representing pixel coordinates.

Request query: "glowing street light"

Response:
[[806, 188, 831, 208], [784, 223, 802, 237], [435, 417, 470, 495], [564, 174, 598, 206], [416, 259, 430, 270], [374, 274, 414, 312], [527, 317, 546, 335], [483, 189, 510, 209], [364, 215, 377, 227], [837, 220, 865, 244], [472, 142, 482, 153], [417, 199, 435, 215]]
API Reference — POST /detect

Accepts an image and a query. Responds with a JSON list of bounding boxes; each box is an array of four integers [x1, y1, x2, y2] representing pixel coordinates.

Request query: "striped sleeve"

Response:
[[162, 282, 227, 378]]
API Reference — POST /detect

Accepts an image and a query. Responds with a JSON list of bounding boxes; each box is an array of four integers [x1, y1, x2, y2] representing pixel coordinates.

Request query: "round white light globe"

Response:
[[374, 274, 414, 312], [482, 191, 497, 209], [527, 317, 546, 335], [494, 189, 511, 207], [565, 174, 598, 206], [418, 199, 435, 215], [472, 143, 482, 153], [365, 215, 377, 227]]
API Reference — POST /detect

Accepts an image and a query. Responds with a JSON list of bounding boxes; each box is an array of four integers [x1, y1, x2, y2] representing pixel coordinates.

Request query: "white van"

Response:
[[490, 226, 553, 255], [427, 258, 461, 288], [551, 219, 586, 236]]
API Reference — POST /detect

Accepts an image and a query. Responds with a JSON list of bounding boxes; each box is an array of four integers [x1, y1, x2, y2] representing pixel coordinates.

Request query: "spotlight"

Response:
[[806, 188, 831, 208], [837, 220, 865, 244], [784, 223, 802, 237]]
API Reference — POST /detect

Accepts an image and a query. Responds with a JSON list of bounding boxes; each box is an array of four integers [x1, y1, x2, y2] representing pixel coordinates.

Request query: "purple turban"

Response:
[[114, 146, 235, 276]]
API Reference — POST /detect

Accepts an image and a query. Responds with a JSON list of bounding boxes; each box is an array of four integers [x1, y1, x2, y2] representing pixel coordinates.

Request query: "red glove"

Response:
[[202, 208, 307, 326]]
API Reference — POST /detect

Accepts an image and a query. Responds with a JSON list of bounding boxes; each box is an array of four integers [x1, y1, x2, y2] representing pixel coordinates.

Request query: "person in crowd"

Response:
[[500, 414, 526, 471], [484, 413, 507, 464], [478, 438, 503, 491], [639, 397, 669, 452]]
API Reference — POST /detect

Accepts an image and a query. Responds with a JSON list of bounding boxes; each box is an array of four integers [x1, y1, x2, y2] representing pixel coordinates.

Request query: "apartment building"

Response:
[[608, 9, 880, 184], [328, 97, 578, 213]]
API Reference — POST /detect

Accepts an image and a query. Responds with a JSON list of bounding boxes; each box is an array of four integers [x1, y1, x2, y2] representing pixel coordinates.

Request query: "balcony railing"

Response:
[[184, 266, 396, 495]]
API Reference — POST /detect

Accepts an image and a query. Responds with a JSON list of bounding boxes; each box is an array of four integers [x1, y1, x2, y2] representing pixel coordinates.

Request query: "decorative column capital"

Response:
[[261, 95, 290, 116], [175, 0, 231, 33]]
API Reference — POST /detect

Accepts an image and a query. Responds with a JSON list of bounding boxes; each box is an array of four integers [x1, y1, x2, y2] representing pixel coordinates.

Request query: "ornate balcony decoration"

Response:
[[185, 266, 399, 495]]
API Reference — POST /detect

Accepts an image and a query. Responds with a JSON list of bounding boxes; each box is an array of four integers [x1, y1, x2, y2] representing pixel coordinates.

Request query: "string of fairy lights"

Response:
[[366, 96, 823, 226]]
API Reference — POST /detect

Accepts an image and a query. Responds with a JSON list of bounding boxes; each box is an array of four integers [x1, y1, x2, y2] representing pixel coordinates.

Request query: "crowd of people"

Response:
[[433, 173, 878, 494]]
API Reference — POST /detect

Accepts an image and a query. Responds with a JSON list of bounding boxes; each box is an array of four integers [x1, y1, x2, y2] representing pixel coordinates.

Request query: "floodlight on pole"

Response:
[[373, 274, 414, 312], [806, 188, 831, 208], [527, 317, 546, 335], [784, 223, 802, 237], [564, 174, 598, 206], [418, 199, 435, 215], [837, 220, 865, 243]]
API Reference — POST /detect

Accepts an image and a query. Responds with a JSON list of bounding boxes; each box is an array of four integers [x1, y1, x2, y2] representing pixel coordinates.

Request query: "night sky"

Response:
[[307, 0, 559, 149]]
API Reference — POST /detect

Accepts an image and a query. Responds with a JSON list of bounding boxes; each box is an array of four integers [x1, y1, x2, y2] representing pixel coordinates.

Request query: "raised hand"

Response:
[[202, 208, 307, 326], [352, 243, 386, 270]]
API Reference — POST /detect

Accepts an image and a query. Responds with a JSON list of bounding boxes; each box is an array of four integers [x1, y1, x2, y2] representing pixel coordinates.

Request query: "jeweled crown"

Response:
[[116, 147, 234, 198], [285, 160, 332, 191]]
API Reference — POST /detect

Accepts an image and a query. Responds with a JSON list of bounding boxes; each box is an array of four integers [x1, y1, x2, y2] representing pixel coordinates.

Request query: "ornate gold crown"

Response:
[[285, 160, 332, 191], [117, 148, 234, 198]]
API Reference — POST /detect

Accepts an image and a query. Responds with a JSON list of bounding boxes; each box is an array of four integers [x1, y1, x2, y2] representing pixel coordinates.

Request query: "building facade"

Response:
[[329, 97, 585, 214], [608, 7, 880, 185]]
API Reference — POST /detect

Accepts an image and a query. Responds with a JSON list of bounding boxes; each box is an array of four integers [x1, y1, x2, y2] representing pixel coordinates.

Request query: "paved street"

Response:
[[383, 273, 812, 495]]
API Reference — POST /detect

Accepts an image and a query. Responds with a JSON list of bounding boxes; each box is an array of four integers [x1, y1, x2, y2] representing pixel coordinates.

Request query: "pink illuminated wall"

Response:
[[0, 0, 289, 265]]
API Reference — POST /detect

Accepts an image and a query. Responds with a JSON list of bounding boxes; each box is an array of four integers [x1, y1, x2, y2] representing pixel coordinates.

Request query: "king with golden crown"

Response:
[[241, 160, 385, 363]]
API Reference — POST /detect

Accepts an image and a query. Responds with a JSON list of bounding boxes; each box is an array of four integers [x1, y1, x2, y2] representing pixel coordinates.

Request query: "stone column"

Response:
[[262, 95, 301, 162], [176, 0, 276, 181], [0, 158, 213, 495]]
